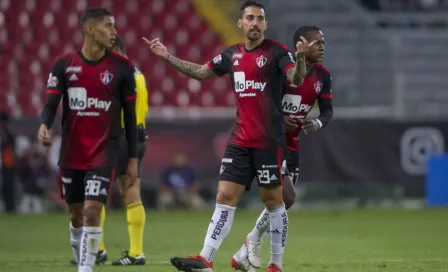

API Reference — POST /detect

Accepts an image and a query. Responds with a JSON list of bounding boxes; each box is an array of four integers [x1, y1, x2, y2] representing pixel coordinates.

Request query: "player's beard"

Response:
[[247, 30, 262, 41]]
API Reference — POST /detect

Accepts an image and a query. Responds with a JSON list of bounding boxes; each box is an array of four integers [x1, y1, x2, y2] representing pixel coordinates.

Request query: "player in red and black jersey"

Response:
[[143, 1, 313, 272], [231, 26, 334, 271], [38, 8, 138, 272], [283, 26, 333, 184]]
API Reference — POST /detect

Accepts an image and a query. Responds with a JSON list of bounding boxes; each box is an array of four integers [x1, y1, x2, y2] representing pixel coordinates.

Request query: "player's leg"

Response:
[[284, 149, 300, 209], [70, 203, 107, 265], [245, 152, 298, 243], [251, 148, 289, 271], [112, 177, 146, 265], [111, 141, 146, 265], [77, 167, 114, 272], [123, 178, 145, 259], [231, 176, 293, 272], [69, 203, 84, 264], [96, 206, 107, 263], [60, 169, 85, 265], [98, 206, 106, 252], [170, 144, 252, 272], [232, 150, 298, 271]]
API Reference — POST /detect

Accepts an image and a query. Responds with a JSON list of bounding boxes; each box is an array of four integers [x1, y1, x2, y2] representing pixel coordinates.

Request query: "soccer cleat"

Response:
[[230, 255, 255, 272], [111, 250, 145, 266], [245, 237, 262, 268], [266, 263, 282, 272], [170, 254, 213, 272], [69, 250, 107, 265], [95, 250, 108, 264]]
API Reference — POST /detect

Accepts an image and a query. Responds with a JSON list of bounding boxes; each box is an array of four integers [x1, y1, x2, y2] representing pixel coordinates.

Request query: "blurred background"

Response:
[[1, 0, 448, 214]]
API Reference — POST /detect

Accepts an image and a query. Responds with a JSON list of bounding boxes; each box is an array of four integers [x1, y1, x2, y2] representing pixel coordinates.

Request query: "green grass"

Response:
[[0, 209, 447, 272]]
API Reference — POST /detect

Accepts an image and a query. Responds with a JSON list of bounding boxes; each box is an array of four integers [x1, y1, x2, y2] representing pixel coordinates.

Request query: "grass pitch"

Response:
[[0, 208, 447, 272]]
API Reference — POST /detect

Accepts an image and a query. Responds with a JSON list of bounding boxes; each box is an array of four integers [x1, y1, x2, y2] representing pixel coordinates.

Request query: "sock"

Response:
[[268, 203, 288, 269], [247, 208, 270, 242], [98, 206, 106, 252], [261, 228, 270, 242], [199, 204, 236, 263], [127, 201, 146, 257], [70, 223, 82, 264], [78, 226, 102, 271]]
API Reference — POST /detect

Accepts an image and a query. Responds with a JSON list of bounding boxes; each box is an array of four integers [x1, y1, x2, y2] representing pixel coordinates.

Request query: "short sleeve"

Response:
[[277, 48, 296, 75], [319, 71, 333, 99], [45, 58, 66, 95], [121, 63, 137, 102], [206, 47, 232, 77]]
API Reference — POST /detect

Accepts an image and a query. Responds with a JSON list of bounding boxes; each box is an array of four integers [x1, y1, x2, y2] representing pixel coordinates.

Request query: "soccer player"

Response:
[[68, 36, 148, 266], [143, 2, 314, 272], [231, 26, 334, 272], [38, 8, 138, 272], [109, 36, 148, 266]]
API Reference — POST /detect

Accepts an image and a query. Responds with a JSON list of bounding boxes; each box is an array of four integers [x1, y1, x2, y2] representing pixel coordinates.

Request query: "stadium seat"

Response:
[[2, 0, 231, 116]]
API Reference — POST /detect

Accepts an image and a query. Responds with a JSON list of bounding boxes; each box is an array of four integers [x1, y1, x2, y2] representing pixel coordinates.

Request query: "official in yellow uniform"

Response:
[[93, 36, 149, 266]]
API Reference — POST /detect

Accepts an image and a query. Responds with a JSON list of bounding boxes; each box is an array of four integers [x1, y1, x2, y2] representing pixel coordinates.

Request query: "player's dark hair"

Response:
[[80, 8, 112, 34], [293, 26, 321, 48], [239, 1, 265, 18], [113, 36, 127, 55]]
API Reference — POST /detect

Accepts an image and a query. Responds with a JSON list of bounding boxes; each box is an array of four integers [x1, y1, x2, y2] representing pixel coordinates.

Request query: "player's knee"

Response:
[[123, 187, 141, 206], [216, 181, 244, 207], [83, 202, 103, 226], [260, 186, 283, 210], [119, 176, 141, 203], [125, 180, 141, 204], [69, 204, 83, 228], [216, 190, 237, 206]]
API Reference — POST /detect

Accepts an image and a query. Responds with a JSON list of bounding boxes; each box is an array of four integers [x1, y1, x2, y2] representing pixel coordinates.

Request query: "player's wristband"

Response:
[[316, 119, 323, 129]]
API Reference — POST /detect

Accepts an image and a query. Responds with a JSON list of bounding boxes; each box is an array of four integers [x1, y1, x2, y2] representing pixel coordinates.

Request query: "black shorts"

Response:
[[59, 167, 115, 204], [219, 144, 286, 190], [286, 149, 300, 185], [115, 135, 147, 177]]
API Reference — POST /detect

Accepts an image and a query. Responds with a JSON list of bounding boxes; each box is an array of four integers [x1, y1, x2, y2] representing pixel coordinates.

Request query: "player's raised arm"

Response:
[[142, 37, 216, 81], [285, 37, 317, 86], [120, 64, 139, 161], [39, 58, 65, 146]]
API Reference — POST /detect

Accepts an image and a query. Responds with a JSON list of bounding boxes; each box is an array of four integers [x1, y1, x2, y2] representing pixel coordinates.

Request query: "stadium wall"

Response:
[[10, 118, 448, 203]]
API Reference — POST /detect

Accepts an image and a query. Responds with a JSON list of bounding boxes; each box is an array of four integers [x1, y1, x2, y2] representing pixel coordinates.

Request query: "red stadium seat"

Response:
[[2, 0, 231, 116]]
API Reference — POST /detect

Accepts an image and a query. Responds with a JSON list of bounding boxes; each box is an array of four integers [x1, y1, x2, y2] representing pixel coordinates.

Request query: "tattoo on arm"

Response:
[[287, 57, 306, 85], [165, 54, 215, 81]]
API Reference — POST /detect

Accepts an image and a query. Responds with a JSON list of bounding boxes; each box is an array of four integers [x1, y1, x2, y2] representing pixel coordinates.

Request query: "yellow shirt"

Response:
[[121, 68, 149, 128]]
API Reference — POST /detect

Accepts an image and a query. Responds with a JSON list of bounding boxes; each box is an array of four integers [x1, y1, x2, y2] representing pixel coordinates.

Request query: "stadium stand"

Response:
[[0, 0, 234, 117]]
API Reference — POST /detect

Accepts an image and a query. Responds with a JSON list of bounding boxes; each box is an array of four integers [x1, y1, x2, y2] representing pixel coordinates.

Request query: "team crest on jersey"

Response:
[[212, 54, 222, 64], [256, 55, 267, 68], [314, 81, 323, 93], [100, 71, 114, 85]]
